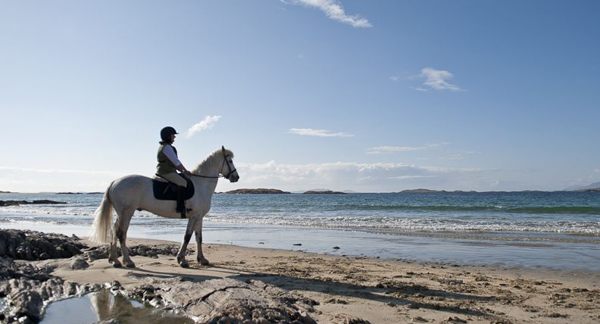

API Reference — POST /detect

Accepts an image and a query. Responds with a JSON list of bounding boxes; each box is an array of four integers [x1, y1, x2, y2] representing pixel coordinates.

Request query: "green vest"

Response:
[[156, 143, 178, 175]]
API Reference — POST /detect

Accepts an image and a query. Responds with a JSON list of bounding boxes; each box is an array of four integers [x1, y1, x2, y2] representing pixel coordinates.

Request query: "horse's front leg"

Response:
[[177, 216, 197, 268], [194, 216, 209, 266]]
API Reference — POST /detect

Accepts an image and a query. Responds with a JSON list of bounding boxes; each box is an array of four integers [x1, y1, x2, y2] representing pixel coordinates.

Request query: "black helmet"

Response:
[[160, 126, 178, 142]]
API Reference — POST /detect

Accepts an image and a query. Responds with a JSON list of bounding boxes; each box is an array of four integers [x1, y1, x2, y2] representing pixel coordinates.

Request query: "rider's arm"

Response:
[[176, 164, 191, 173], [163, 145, 191, 174]]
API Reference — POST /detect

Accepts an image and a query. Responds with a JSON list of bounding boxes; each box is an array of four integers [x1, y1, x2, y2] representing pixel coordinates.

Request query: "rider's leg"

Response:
[[160, 173, 189, 213]]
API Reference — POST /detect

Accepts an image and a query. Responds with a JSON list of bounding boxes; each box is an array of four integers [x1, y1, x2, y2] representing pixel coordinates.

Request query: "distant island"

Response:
[[57, 192, 103, 195], [400, 189, 477, 194], [399, 188, 600, 194], [303, 190, 346, 194], [576, 188, 600, 192], [225, 188, 291, 194], [0, 191, 13, 194], [565, 181, 600, 191]]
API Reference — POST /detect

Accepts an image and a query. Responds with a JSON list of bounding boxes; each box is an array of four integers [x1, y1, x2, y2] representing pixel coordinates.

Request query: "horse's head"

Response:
[[220, 146, 239, 183]]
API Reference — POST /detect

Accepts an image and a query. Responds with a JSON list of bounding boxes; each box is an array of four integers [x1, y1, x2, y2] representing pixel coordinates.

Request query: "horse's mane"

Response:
[[192, 148, 234, 175]]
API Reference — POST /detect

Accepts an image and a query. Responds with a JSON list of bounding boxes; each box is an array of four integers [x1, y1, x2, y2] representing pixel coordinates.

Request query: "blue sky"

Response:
[[1, 0, 599, 192]]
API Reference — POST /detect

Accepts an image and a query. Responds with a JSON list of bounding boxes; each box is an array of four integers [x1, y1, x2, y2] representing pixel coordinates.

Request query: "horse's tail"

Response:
[[89, 182, 115, 244]]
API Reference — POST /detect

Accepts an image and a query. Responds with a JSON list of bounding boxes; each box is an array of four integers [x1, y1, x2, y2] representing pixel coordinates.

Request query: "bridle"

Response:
[[221, 154, 237, 180], [189, 147, 236, 180]]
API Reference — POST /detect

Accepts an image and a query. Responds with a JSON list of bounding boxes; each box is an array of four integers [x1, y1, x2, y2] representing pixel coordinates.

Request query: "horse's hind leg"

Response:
[[117, 209, 136, 268], [109, 222, 122, 268]]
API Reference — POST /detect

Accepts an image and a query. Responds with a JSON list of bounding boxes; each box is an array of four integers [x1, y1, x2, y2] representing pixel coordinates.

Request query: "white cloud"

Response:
[[418, 67, 462, 91], [389, 76, 399, 82], [216, 160, 494, 192], [289, 128, 354, 138], [186, 115, 222, 138], [284, 0, 372, 28], [366, 143, 448, 154]]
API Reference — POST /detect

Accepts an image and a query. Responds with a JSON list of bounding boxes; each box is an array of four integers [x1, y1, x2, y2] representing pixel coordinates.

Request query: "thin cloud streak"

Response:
[[367, 143, 448, 154], [389, 175, 437, 180], [284, 0, 372, 28], [418, 67, 462, 91], [289, 128, 354, 138], [0, 166, 124, 192], [186, 115, 222, 138], [0, 166, 122, 176]]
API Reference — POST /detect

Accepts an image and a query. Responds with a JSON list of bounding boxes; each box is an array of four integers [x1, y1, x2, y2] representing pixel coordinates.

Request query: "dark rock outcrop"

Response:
[[0, 200, 67, 207], [226, 188, 291, 194], [0, 229, 86, 261], [0, 256, 102, 323], [0, 230, 92, 322]]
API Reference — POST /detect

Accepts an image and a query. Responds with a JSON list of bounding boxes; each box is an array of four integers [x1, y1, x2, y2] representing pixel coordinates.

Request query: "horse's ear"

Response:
[[221, 145, 225, 151]]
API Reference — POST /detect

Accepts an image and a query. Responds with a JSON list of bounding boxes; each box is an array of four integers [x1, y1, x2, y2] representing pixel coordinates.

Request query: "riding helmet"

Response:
[[160, 126, 178, 142]]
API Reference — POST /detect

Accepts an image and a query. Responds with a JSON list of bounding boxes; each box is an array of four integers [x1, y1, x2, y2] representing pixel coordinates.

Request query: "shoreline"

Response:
[[1, 219, 599, 272], [2, 220, 599, 272]]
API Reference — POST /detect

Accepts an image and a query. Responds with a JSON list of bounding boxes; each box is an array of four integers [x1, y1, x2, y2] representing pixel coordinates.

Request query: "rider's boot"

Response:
[[176, 186, 191, 214]]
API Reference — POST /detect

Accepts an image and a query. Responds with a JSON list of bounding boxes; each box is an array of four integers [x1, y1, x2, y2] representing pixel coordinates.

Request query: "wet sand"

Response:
[[42, 238, 600, 324]]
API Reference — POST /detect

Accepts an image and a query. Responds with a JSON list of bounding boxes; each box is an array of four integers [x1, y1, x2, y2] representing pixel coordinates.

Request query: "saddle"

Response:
[[152, 175, 195, 201]]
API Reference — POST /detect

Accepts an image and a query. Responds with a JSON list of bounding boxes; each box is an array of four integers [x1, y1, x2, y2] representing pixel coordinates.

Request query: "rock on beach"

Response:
[[0, 229, 86, 261], [130, 278, 318, 324]]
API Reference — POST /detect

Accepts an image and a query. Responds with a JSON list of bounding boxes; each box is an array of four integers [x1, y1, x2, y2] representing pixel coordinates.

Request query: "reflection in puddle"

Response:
[[40, 290, 194, 324]]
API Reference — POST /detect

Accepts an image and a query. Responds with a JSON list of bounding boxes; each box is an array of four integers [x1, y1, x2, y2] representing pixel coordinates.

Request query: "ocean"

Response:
[[1, 191, 599, 270]]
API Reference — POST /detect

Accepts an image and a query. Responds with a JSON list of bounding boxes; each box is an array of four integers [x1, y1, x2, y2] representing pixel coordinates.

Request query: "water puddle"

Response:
[[40, 289, 194, 324]]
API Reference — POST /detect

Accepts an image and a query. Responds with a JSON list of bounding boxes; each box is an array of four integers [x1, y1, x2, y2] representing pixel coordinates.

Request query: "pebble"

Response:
[[70, 257, 89, 270]]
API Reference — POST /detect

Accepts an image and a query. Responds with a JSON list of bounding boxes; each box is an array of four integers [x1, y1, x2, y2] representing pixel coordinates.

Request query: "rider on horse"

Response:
[[157, 126, 192, 214]]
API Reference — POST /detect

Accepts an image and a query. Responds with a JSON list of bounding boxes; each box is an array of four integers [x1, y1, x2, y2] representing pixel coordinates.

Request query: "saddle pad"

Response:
[[152, 176, 195, 201]]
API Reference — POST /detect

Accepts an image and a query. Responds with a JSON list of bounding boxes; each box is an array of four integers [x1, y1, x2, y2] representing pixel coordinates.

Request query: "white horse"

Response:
[[90, 146, 239, 268]]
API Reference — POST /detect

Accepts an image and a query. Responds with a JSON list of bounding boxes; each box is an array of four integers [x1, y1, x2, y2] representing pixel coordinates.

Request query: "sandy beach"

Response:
[[27, 237, 597, 324]]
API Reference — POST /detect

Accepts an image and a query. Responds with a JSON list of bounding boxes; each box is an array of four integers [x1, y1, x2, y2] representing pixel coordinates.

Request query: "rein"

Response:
[[189, 173, 221, 179]]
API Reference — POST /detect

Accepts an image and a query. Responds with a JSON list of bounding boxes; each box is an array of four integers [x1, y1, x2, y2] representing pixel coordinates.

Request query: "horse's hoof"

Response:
[[179, 261, 189, 268], [199, 259, 210, 266], [112, 261, 122, 268], [125, 263, 136, 269]]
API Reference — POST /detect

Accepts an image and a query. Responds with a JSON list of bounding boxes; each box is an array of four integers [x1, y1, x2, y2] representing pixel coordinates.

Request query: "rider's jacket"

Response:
[[156, 143, 181, 175]]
